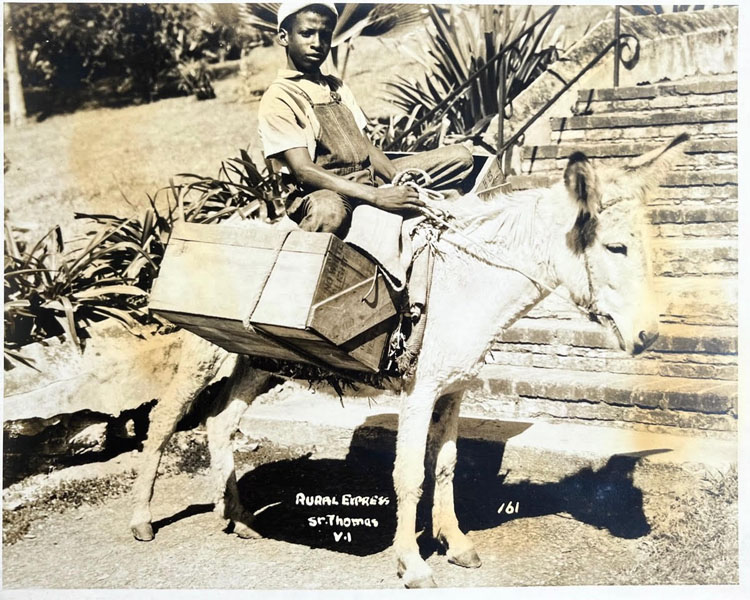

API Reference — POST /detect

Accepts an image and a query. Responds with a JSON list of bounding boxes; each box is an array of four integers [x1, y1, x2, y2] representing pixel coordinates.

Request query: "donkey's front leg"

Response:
[[205, 358, 276, 539], [130, 334, 229, 541], [430, 391, 481, 568], [393, 384, 439, 588]]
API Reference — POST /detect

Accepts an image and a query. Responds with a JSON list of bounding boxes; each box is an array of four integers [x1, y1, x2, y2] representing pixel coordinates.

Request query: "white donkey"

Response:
[[129, 134, 688, 588]]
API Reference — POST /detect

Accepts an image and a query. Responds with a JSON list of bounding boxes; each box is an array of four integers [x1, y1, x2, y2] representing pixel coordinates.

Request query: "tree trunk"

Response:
[[4, 4, 27, 127]]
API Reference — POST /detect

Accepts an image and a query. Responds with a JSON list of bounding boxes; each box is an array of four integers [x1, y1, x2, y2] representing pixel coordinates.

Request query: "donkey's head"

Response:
[[557, 133, 689, 355]]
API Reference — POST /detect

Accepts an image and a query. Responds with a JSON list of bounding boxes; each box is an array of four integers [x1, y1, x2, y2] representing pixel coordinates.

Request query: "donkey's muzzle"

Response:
[[633, 330, 659, 355]]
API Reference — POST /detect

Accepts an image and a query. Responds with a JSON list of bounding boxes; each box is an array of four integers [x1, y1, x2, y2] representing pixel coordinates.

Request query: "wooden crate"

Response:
[[149, 222, 398, 372]]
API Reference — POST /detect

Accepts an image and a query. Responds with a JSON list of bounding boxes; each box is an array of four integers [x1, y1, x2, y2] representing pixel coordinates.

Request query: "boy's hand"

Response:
[[371, 185, 425, 212]]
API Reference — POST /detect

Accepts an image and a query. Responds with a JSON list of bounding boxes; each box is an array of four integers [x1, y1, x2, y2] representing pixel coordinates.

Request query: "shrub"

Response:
[[3, 201, 170, 367], [172, 149, 290, 224], [8, 3, 235, 113], [380, 5, 567, 151]]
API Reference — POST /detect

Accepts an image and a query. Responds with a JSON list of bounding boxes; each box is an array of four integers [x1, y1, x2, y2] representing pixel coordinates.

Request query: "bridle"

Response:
[[580, 246, 605, 323], [392, 168, 602, 321]]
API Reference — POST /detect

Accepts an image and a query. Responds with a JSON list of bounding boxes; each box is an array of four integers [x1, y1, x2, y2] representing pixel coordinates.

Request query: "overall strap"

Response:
[[273, 75, 342, 107]]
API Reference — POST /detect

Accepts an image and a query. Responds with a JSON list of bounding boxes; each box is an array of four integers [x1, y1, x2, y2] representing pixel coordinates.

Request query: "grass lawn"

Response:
[[3, 36, 418, 241]]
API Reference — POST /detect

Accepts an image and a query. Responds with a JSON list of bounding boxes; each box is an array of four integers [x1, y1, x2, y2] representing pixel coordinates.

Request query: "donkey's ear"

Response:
[[565, 152, 600, 254], [564, 151, 602, 216], [624, 132, 689, 201], [627, 132, 690, 171]]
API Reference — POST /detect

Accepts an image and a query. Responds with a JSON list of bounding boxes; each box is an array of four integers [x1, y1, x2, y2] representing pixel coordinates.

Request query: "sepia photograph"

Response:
[[2, 1, 744, 595]]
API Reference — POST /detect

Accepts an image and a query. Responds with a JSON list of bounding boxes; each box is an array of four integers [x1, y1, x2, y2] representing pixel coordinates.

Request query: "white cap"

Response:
[[277, 1, 338, 31]]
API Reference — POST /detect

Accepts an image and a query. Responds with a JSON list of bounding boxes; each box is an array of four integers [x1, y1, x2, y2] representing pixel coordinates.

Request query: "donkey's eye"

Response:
[[605, 243, 628, 256]]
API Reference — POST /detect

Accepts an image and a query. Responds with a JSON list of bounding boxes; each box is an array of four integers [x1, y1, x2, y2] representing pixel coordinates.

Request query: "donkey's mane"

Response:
[[442, 188, 550, 257]]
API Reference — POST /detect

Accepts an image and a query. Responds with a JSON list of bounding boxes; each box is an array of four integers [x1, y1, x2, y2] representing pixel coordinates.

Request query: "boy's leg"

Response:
[[391, 145, 473, 191], [285, 189, 353, 236]]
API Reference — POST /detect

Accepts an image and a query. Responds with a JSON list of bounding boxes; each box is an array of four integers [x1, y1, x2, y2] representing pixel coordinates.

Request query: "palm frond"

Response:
[[381, 5, 568, 151]]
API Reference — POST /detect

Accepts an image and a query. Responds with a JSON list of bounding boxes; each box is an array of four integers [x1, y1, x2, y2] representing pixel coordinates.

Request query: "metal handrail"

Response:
[[495, 6, 639, 175], [389, 6, 639, 178], [389, 5, 560, 148]]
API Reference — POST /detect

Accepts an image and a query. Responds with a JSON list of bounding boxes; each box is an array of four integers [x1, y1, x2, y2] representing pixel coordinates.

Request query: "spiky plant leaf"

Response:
[[382, 5, 566, 151]]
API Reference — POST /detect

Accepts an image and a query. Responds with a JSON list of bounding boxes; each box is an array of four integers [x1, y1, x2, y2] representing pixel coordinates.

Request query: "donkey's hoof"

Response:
[[233, 521, 262, 539], [403, 573, 438, 589], [131, 522, 154, 542], [448, 547, 482, 569], [398, 559, 437, 589]]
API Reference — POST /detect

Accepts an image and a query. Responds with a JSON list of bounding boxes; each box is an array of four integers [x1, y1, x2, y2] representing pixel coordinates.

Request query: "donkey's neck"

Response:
[[415, 185, 584, 388], [444, 187, 569, 290]]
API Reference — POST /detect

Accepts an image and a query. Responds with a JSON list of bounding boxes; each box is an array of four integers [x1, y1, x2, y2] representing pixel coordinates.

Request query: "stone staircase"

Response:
[[471, 73, 738, 432]]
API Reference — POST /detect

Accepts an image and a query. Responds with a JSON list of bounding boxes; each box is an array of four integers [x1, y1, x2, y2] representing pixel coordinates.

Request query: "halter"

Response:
[[391, 168, 600, 321], [580, 246, 604, 323]]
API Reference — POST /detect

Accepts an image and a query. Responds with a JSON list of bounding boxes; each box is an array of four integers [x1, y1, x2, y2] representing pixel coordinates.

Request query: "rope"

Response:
[[242, 230, 293, 331], [390, 169, 596, 319]]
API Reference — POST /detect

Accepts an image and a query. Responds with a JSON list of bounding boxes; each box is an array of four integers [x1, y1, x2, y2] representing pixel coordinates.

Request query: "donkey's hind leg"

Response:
[[429, 392, 480, 568], [130, 334, 230, 541], [205, 358, 276, 539]]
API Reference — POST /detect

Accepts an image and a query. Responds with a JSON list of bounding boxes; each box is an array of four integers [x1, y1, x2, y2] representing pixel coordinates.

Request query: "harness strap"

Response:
[[389, 170, 597, 320]]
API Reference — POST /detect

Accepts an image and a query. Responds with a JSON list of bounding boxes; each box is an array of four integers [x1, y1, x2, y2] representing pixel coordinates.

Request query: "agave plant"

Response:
[[195, 3, 427, 77], [171, 149, 289, 224], [4, 211, 166, 368], [382, 5, 567, 151], [74, 193, 175, 292]]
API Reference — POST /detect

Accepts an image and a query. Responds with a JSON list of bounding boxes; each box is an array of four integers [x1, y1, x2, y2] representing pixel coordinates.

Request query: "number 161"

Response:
[[498, 501, 520, 515]]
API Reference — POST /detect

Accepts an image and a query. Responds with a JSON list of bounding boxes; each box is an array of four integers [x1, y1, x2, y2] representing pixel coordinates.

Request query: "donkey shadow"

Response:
[[233, 413, 655, 556]]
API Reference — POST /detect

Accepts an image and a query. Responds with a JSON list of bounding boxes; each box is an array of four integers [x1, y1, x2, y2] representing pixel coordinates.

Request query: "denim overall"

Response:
[[274, 77, 474, 236], [275, 77, 374, 234]]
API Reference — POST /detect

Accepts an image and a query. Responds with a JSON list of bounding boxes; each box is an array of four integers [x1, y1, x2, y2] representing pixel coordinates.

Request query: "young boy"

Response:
[[258, 1, 473, 237]]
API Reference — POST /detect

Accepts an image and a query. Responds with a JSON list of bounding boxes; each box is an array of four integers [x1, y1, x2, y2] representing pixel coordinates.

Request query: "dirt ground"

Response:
[[1, 431, 739, 590]]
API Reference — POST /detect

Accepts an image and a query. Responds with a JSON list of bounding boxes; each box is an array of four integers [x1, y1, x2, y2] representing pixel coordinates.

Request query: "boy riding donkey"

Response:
[[259, 1, 474, 365], [258, 1, 474, 237]]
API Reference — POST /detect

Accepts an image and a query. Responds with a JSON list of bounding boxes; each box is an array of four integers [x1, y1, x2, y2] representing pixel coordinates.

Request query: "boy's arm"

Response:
[[281, 147, 424, 212], [366, 138, 397, 183]]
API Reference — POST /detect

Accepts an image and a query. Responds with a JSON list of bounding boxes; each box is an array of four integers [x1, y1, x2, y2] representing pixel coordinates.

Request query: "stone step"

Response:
[[577, 74, 737, 103], [650, 181, 737, 203], [499, 318, 737, 355], [650, 204, 737, 239], [551, 120, 736, 145], [574, 90, 737, 115], [490, 319, 737, 381], [574, 75, 737, 115], [650, 205, 737, 225], [524, 137, 736, 161], [521, 138, 736, 175], [526, 276, 737, 327], [656, 279, 737, 328], [652, 238, 737, 277], [478, 364, 737, 417], [549, 106, 736, 135], [508, 168, 738, 192], [488, 344, 738, 382]]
